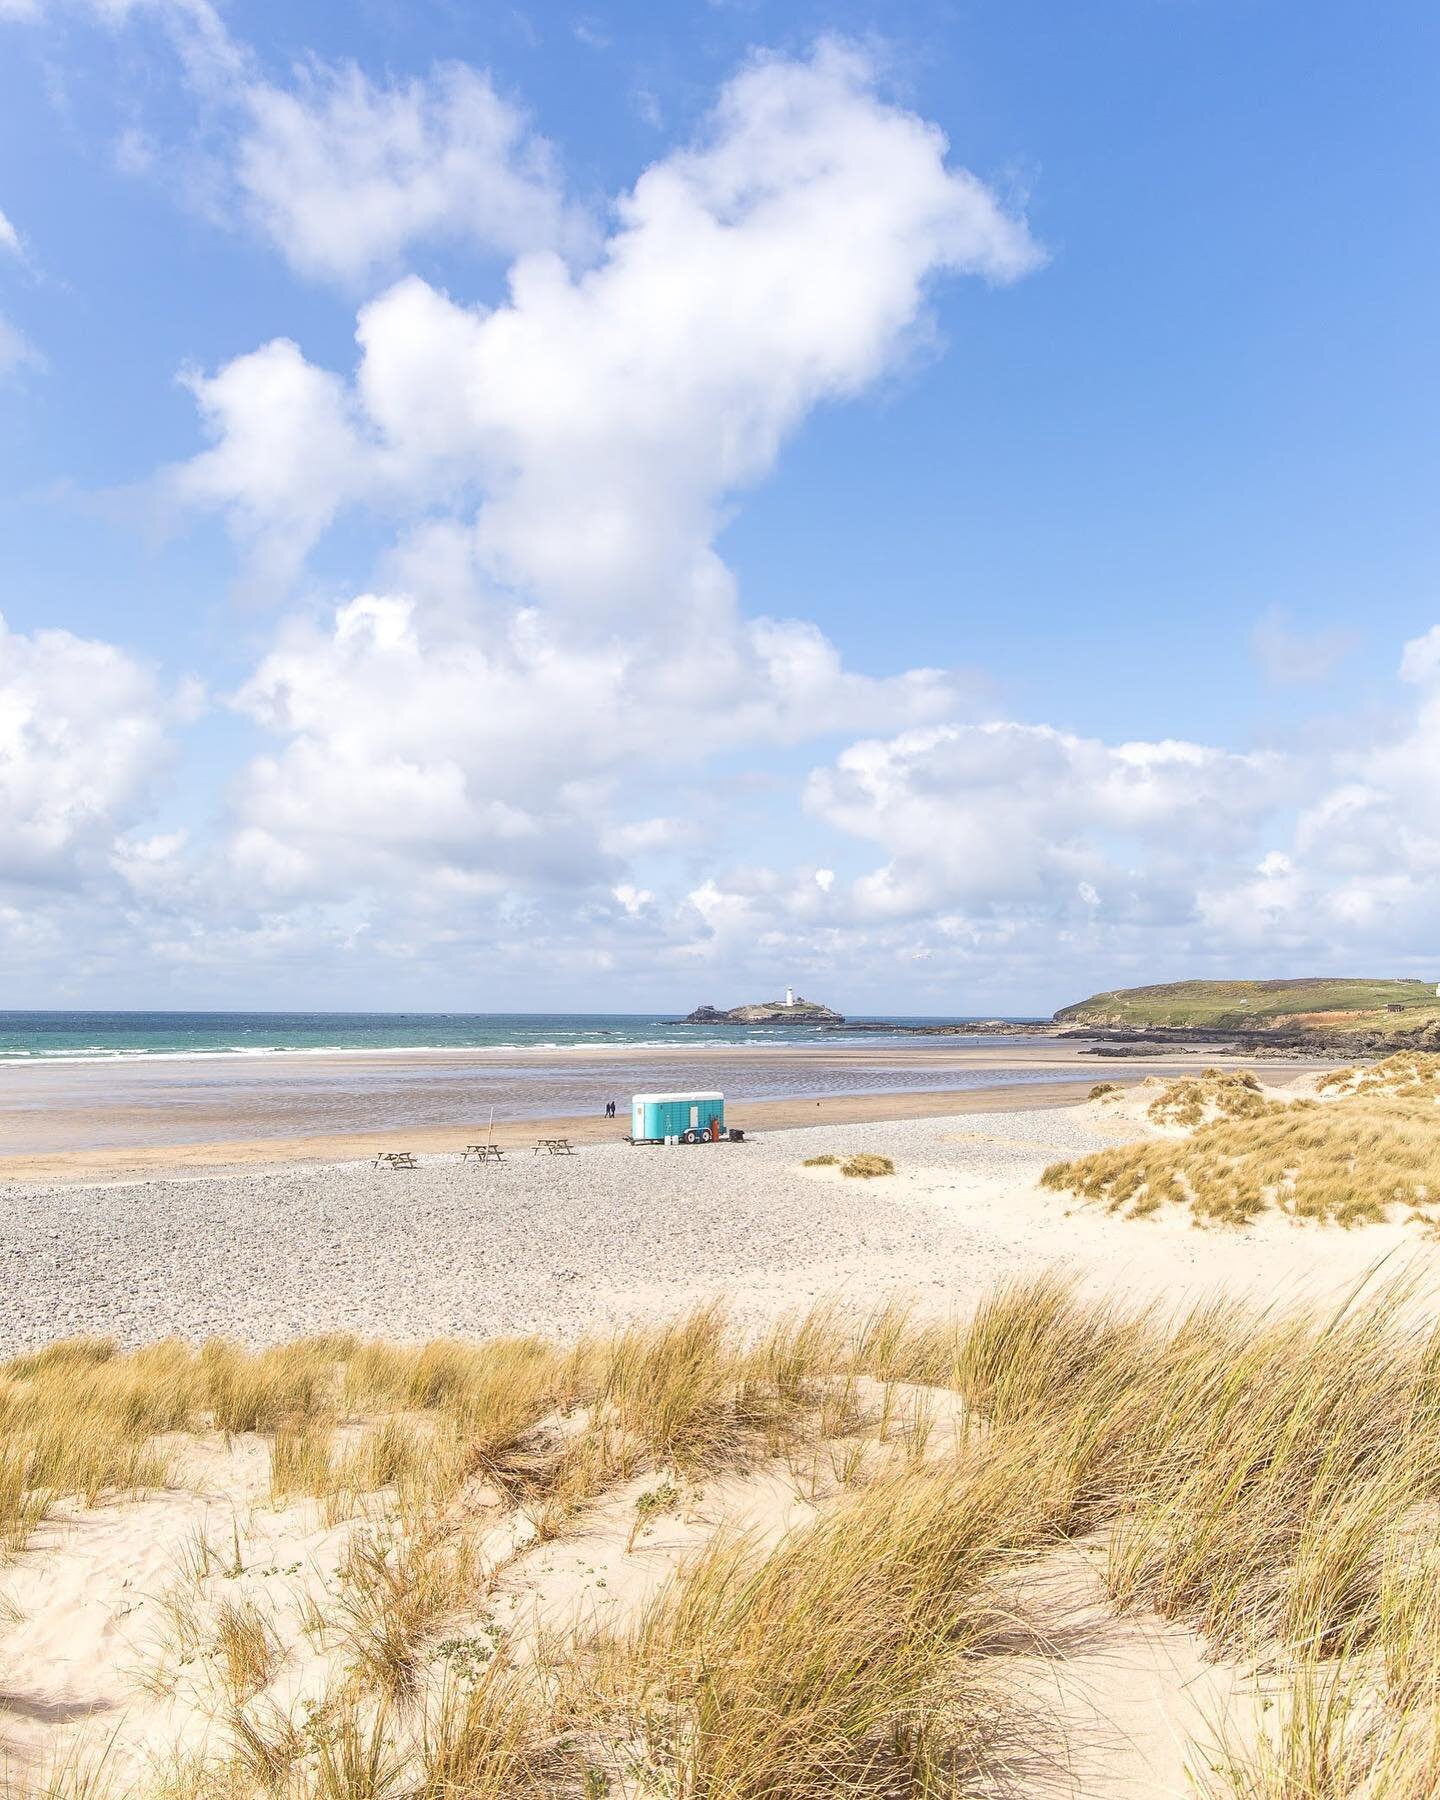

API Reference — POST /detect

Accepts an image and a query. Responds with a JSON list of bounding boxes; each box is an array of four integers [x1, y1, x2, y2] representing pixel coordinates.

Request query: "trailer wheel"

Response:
[[681, 1129, 701, 1144]]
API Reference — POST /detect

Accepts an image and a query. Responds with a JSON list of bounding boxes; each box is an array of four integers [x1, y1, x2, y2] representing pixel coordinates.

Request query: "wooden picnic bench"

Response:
[[373, 1151, 418, 1170], [461, 1143, 506, 1164], [534, 1137, 575, 1156]]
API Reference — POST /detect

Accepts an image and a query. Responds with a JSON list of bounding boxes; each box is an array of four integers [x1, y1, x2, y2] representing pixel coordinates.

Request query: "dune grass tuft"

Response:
[[1146, 1068, 1269, 1128], [211, 1597, 285, 1706], [802, 1151, 895, 1176], [10, 1278, 1440, 1794], [604, 1446, 1040, 1794], [1042, 1091, 1440, 1226], [841, 1153, 895, 1179], [1319, 1048, 1440, 1099]]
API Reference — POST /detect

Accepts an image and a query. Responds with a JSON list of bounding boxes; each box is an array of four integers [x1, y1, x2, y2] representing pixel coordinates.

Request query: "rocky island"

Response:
[[680, 995, 845, 1024]]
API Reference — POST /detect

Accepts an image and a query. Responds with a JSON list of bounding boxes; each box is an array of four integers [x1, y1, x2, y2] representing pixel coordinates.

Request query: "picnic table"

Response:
[[534, 1137, 575, 1156], [461, 1143, 507, 1164], [373, 1151, 418, 1170]]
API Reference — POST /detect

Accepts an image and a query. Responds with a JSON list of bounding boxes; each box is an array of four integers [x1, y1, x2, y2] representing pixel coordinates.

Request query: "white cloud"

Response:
[[170, 338, 371, 593], [1399, 624, 1440, 686], [1282, 624, 1440, 904], [10, 12, 1437, 1007], [0, 208, 21, 257], [161, 43, 1034, 905], [27, 0, 250, 92], [233, 60, 584, 287], [805, 720, 1285, 922], [612, 883, 653, 916], [0, 613, 172, 886], [172, 41, 1039, 605], [701, 623, 1440, 998], [225, 587, 957, 902], [11, 2, 579, 284]]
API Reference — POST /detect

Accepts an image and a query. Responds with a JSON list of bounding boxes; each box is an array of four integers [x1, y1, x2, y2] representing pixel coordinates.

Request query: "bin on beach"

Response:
[[630, 1091, 725, 1143]]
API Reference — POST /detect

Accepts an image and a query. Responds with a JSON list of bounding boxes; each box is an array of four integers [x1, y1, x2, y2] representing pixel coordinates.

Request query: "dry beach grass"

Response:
[[1042, 1055, 1440, 1227], [5, 1276, 1440, 1796]]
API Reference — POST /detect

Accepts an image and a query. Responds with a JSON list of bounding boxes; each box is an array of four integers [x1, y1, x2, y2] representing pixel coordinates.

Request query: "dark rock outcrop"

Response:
[[679, 996, 845, 1024]]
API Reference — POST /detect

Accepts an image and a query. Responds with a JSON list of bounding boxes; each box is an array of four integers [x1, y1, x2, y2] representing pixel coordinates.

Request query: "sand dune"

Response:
[[1, 1095, 1434, 1795]]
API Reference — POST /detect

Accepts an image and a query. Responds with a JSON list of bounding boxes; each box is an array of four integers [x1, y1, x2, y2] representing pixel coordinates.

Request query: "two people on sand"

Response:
[[604, 1099, 617, 1117]]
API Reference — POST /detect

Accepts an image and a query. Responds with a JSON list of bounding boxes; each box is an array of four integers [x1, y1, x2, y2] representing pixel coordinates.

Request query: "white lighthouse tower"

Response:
[[784, 985, 795, 1006]]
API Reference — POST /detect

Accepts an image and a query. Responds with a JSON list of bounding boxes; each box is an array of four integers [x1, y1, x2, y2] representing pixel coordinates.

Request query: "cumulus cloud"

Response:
[[11, 1, 579, 284], [805, 721, 1286, 922], [1286, 623, 1440, 904], [172, 338, 371, 593], [712, 622, 1440, 998], [0, 613, 173, 886], [1399, 625, 1440, 686], [226, 589, 956, 902], [233, 60, 584, 287], [36, 11, 1440, 1005], [172, 42, 1040, 602], [162, 42, 1034, 903]]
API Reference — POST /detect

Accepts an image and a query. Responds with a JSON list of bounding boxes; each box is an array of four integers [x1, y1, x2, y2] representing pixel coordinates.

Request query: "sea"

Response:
[[0, 1010, 1040, 1063]]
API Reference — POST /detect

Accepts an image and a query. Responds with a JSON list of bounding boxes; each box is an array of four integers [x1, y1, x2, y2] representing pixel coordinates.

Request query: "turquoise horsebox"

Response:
[[629, 1091, 725, 1144]]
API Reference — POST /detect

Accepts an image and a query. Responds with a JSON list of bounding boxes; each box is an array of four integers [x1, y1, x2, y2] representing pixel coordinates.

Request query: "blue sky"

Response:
[[0, 0, 1436, 1013]]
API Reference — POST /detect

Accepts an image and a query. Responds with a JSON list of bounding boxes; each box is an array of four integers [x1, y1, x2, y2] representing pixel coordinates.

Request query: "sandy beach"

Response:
[[2, 1072, 1436, 1796], [0, 1078, 1106, 1184], [0, 1092, 1415, 1358]]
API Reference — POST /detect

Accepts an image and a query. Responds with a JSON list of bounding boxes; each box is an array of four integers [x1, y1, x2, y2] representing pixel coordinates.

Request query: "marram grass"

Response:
[[1145, 1067, 1269, 1128], [6, 1273, 1440, 1795], [1044, 1080, 1440, 1226]]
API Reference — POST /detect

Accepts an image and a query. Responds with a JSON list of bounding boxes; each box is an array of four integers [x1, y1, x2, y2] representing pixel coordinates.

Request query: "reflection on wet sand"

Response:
[[0, 1038, 1327, 1172]]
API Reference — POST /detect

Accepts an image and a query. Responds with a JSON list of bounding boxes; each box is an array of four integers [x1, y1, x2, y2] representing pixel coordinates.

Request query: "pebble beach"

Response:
[[2, 1101, 1412, 1356]]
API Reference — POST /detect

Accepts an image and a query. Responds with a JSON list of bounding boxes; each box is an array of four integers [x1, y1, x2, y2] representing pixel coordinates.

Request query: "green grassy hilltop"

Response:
[[1054, 977, 1440, 1036]]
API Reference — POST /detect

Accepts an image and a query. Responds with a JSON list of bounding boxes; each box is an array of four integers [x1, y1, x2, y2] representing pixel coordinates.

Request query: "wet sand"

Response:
[[0, 1039, 1333, 1182], [0, 1080, 1104, 1183], [0, 1040, 1101, 1151]]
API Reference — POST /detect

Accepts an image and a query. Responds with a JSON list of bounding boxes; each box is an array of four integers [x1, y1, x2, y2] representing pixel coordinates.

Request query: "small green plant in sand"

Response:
[[841, 1152, 895, 1178], [626, 1480, 680, 1551], [801, 1154, 839, 1166]]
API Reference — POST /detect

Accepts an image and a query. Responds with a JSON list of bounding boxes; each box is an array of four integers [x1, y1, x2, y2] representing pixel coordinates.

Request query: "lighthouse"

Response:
[[784, 985, 795, 1006]]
